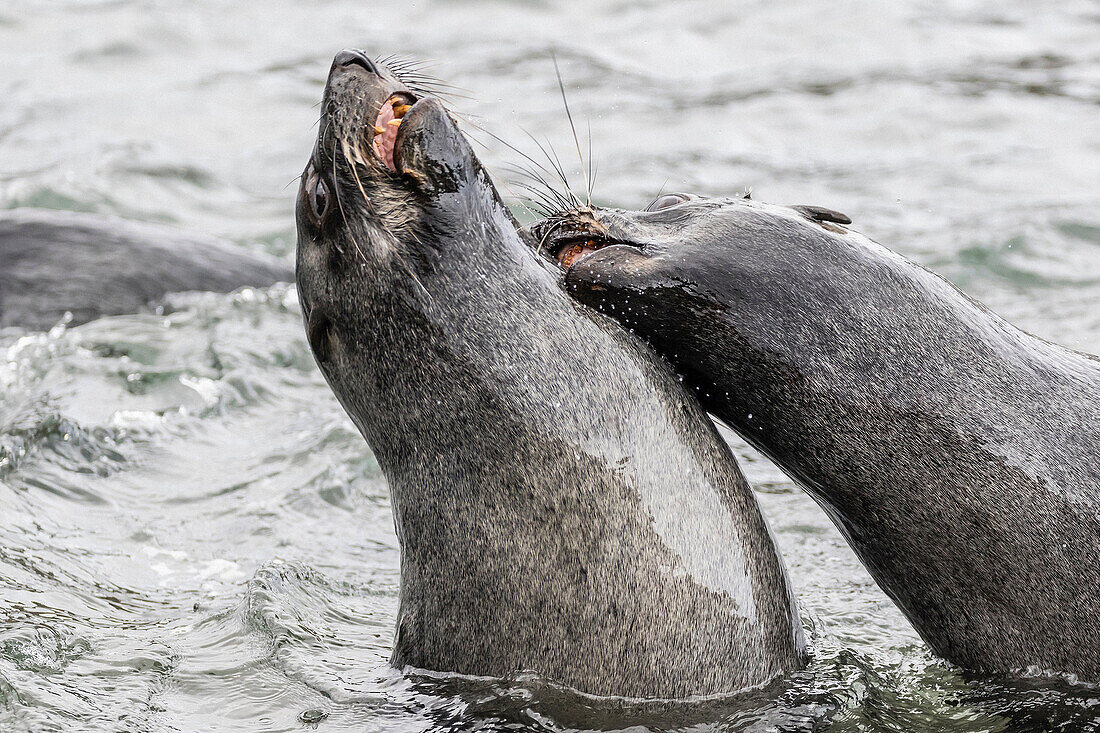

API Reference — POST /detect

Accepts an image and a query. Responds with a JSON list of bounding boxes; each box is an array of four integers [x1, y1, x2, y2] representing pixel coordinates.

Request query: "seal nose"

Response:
[[333, 49, 377, 74]]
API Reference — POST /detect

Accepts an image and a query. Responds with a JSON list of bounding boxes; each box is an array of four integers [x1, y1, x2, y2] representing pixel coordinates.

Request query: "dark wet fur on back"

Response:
[[0, 209, 291, 330]]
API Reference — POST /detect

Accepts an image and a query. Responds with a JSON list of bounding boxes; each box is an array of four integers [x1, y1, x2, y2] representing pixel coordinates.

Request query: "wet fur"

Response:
[[557, 198, 1100, 679], [295, 59, 804, 698], [0, 209, 291, 330]]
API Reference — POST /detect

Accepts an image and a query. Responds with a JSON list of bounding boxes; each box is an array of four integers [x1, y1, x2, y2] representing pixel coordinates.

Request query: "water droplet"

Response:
[[299, 709, 328, 724]]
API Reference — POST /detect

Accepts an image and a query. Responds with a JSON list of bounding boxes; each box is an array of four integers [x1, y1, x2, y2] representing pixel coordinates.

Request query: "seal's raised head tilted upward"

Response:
[[294, 51, 804, 699]]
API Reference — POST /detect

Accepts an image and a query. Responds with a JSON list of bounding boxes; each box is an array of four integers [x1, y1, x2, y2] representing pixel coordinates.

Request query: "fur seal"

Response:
[[538, 194, 1100, 679], [0, 208, 292, 330], [293, 51, 804, 699]]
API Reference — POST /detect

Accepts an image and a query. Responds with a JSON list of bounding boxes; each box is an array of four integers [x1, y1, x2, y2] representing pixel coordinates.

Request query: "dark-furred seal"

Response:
[[0, 209, 292, 330], [293, 52, 804, 699], [541, 194, 1100, 679]]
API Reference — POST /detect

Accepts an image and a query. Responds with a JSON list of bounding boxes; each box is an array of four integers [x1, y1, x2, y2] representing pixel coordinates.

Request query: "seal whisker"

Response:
[[527, 130, 577, 204], [513, 181, 570, 218], [459, 137, 541, 217], [340, 137, 433, 302], [512, 176, 576, 216], [586, 119, 597, 209], [509, 170, 575, 216], [377, 53, 474, 102], [448, 121, 540, 218], [552, 55, 592, 209], [396, 230, 435, 305], [454, 114, 582, 217], [330, 137, 361, 259], [460, 116, 566, 193], [534, 215, 573, 255], [654, 175, 673, 200]]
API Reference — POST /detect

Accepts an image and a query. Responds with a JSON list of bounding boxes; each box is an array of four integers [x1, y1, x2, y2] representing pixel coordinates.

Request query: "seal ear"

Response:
[[307, 308, 333, 364], [790, 205, 851, 225]]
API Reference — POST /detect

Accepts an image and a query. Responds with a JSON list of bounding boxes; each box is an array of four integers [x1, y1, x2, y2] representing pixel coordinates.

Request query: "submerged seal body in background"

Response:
[[293, 52, 804, 699], [0, 209, 292, 330], [541, 195, 1100, 679]]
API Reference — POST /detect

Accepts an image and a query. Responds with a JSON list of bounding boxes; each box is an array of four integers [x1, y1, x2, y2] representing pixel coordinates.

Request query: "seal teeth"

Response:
[[393, 104, 411, 117], [557, 239, 604, 269], [373, 95, 406, 172]]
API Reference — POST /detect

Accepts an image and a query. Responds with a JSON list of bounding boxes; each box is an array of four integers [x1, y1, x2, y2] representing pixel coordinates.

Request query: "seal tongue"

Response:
[[372, 96, 410, 172]]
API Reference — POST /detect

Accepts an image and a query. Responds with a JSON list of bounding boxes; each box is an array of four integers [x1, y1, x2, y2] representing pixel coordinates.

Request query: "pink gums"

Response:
[[373, 100, 399, 172]]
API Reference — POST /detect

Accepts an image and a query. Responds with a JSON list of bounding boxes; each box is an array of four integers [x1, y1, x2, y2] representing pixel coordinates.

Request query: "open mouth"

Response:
[[542, 226, 631, 270], [553, 239, 610, 269], [370, 92, 417, 172], [534, 212, 637, 270]]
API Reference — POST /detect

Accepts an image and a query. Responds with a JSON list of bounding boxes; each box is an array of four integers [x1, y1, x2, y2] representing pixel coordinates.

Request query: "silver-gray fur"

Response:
[[549, 196, 1100, 679], [293, 54, 804, 699]]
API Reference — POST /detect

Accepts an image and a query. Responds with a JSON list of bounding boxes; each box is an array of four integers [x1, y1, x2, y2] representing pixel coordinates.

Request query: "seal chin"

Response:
[[391, 97, 482, 193], [389, 97, 431, 176]]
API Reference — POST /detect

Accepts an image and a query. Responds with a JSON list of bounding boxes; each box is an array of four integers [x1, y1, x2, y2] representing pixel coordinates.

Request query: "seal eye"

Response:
[[309, 177, 331, 223], [645, 193, 689, 212]]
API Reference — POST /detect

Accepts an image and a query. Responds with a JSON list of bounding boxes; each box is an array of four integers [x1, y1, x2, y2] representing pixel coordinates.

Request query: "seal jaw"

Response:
[[322, 53, 419, 180], [529, 214, 641, 272], [322, 54, 476, 195], [391, 97, 480, 193]]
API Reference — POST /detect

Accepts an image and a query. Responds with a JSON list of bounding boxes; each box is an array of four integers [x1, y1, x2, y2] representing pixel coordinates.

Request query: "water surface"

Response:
[[1, 1, 1099, 730]]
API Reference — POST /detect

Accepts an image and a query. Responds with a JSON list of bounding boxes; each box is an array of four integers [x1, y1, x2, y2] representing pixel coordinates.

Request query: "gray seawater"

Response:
[[1, 1, 1098, 730]]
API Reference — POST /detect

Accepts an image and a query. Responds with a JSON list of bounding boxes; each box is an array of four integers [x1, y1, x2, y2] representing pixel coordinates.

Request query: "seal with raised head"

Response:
[[538, 193, 1100, 679], [293, 51, 804, 699], [0, 209, 292, 330]]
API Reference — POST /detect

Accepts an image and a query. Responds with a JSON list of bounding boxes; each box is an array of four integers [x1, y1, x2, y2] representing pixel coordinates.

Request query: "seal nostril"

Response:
[[333, 49, 377, 74]]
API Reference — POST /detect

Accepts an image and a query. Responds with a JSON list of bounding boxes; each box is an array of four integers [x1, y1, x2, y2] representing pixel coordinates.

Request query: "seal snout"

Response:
[[325, 49, 418, 173], [332, 48, 377, 74]]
